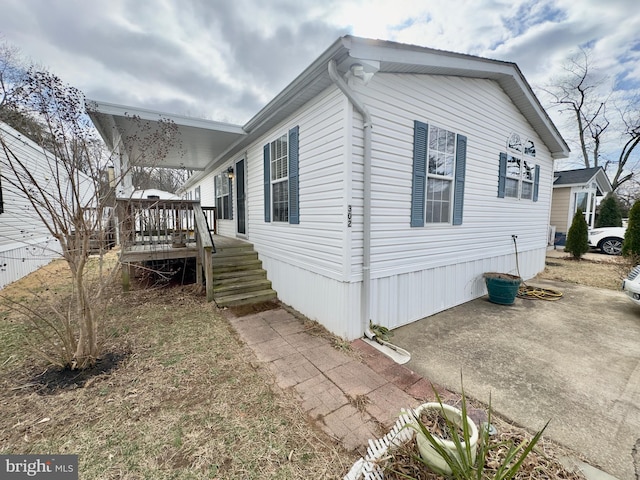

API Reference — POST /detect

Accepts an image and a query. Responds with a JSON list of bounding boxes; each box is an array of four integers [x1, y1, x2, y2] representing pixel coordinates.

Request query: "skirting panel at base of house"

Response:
[[371, 247, 545, 331], [260, 255, 363, 340], [261, 247, 546, 340], [0, 237, 62, 289]]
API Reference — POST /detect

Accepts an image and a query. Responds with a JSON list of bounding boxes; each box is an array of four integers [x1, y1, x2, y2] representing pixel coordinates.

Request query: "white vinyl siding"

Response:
[[351, 73, 553, 299], [200, 73, 556, 338], [246, 86, 347, 280], [0, 122, 93, 288]]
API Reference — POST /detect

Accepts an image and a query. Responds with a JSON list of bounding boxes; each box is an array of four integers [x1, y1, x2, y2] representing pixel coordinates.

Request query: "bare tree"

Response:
[[544, 49, 610, 168], [609, 99, 640, 191], [0, 63, 180, 369], [0, 40, 48, 142], [131, 165, 191, 193], [543, 49, 639, 191]]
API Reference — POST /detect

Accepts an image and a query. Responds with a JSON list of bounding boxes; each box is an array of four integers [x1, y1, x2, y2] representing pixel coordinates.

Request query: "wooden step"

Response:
[[211, 252, 259, 266], [213, 269, 267, 285], [213, 247, 257, 258], [211, 259, 263, 273], [215, 288, 278, 307], [214, 278, 272, 296]]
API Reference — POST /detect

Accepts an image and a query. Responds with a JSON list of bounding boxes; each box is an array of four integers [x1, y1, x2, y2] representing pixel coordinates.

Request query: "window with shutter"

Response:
[[411, 121, 466, 226], [263, 125, 300, 224], [499, 134, 539, 202]]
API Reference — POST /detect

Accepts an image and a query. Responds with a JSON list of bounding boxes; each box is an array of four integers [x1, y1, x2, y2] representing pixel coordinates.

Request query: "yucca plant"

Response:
[[399, 382, 549, 480]]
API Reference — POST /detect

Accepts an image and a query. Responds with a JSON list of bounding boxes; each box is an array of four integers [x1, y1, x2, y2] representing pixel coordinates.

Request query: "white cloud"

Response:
[[0, 0, 638, 166]]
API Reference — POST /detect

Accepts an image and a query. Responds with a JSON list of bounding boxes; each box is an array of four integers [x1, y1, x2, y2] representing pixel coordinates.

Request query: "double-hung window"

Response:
[[426, 126, 456, 223], [270, 134, 289, 222], [498, 133, 539, 201], [263, 126, 299, 224], [215, 173, 232, 220], [411, 121, 467, 227]]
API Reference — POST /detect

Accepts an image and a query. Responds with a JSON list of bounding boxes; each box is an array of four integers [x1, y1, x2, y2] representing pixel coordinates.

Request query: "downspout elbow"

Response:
[[327, 60, 372, 126]]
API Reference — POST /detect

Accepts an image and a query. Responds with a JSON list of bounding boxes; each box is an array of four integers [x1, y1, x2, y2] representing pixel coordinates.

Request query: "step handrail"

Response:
[[193, 203, 215, 302]]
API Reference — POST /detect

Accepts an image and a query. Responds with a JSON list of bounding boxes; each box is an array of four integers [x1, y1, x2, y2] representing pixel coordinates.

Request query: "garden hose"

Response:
[[517, 283, 563, 301], [512, 235, 564, 301]]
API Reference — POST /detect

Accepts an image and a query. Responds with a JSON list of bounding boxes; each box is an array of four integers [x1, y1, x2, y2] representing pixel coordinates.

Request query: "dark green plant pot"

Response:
[[483, 273, 521, 305]]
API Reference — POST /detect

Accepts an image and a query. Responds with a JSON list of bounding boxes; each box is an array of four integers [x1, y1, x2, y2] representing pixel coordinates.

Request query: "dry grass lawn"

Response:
[[0, 251, 622, 479], [0, 256, 356, 479], [537, 253, 629, 290]]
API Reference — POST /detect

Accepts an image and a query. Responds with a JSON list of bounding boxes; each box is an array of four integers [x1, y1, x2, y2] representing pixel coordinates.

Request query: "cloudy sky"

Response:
[[0, 0, 639, 166]]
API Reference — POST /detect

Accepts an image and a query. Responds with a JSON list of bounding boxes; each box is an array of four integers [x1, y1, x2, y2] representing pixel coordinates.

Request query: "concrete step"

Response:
[[214, 278, 272, 296], [215, 288, 278, 307]]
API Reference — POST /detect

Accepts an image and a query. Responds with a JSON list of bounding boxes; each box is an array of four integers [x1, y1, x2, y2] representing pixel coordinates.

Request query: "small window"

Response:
[[195, 186, 201, 201], [215, 173, 232, 220], [508, 133, 522, 152], [524, 139, 536, 157]]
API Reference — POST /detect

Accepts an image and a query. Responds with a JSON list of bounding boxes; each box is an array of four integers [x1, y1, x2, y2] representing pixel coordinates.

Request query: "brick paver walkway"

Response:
[[225, 306, 449, 452]]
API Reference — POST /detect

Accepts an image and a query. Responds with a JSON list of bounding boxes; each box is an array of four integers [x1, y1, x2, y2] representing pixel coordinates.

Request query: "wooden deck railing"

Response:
[[115, 198, 217, 300]]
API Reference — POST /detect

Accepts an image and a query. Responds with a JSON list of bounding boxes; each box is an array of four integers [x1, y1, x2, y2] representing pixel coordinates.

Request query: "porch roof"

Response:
[[86, 99, 246, 170]]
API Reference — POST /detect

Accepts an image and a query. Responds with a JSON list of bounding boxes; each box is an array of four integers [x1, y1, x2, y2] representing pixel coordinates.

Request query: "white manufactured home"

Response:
[[88, 36, 569, 339], [0, 122, 96, 288]]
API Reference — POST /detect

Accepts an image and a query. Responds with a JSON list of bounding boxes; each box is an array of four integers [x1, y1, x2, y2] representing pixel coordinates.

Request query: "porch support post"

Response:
[[121, 262, 131, 292]]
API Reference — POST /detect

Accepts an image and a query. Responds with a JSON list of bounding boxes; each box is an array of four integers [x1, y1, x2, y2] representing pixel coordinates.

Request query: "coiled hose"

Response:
[[513, 235, 563, 301]]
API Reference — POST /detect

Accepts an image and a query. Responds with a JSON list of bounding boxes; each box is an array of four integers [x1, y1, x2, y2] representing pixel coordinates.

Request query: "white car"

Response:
[[588, 227, 626, 255], [622, 265, 640, 305]]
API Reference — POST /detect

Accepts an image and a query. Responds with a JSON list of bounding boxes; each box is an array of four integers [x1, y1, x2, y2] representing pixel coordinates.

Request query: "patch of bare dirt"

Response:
[[21, 350, 129, 394], [227, 300, 280, 317]]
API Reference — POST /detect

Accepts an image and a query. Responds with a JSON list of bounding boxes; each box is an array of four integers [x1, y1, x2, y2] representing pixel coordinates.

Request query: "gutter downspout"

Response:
[[328, 60, 375, 340]]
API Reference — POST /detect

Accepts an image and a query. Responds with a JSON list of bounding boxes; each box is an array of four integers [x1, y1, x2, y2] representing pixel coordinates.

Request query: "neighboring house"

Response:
[[0, 122, 95, 288], [550, 167, 612, 245], [88, 36, 569, 339]]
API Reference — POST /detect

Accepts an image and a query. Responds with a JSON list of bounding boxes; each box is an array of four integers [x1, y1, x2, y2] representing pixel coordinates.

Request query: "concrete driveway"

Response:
[[392, 278, 640, 480]]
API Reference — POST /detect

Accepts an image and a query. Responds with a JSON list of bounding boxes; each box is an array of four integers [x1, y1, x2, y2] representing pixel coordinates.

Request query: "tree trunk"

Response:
[[69, 238, 98, 369]]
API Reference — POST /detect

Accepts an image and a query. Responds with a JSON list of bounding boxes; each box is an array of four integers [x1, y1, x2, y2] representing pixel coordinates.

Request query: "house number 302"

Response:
[[347, 205, 352, 227]]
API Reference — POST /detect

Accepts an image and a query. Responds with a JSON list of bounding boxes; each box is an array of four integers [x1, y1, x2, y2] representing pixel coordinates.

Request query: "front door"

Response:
[[236, 159, 246, 235]]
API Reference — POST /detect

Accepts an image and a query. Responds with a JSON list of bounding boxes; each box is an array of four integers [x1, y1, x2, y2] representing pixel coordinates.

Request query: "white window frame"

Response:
[[426, 125, 456, 223], [270, 133, 289, 222], [506, 134, 536, 200], [215, 173, 231, 220]]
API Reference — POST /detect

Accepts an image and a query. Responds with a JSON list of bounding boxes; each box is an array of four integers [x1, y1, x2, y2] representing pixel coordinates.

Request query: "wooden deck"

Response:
[[115, 198, 270, 304], [119, 235, 250, 263]]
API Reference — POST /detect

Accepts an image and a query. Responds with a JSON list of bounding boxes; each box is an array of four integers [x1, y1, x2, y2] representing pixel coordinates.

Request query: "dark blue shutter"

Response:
[[228, 174, 233, 220], [263, 144, 271, 222], [533, 164, 540, 202], [288, 126, 299, 224], [498, 152, 507, 198], [452, 135, 467, 225], [411, 121, 428, 227]]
